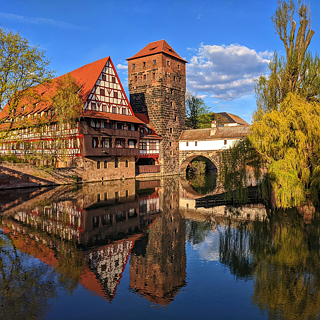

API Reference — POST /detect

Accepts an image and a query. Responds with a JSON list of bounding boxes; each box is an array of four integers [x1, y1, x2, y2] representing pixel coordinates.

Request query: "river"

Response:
[[0, 174, 319, 320]]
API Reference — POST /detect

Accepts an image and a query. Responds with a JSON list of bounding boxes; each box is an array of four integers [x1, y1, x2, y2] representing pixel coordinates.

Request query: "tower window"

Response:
[[143, 74, 146, 80], [153, 60, 156, 64], [133, 64, 135, 69], [97, 161, 100, 169], [170, 128, 173, 133], [125, 160, 128, 167], [169, 142, 172, 146], [115, 157, 119, 168], [104, 160, 107, 168], [171, 101, 174, 107], [167, 60, 170, 66], [152, 73, 155, 79], [175, 116, 177, 121], [178, 64, 180, 70], [134, 76, 137, 81], [174, 76, 176, 81], [143, 62, 146, 67]]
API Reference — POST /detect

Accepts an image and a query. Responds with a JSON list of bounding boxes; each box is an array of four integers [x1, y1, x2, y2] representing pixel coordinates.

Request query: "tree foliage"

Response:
[[185, 93, 210, 129], [254, 0, 319, 120], [0, 27, 53, 126], [220, 0, 320, 208]]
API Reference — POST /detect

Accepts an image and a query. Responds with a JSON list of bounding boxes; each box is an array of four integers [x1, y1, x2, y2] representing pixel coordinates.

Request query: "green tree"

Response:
[[0, 27, 53, 128], [220, 0, 320, 208], [254, 0, 320, 120], [185, 92, 210, 129]]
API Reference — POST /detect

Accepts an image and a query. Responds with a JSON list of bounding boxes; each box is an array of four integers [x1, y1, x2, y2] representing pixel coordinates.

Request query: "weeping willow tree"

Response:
[[220, 0, 320, 208]]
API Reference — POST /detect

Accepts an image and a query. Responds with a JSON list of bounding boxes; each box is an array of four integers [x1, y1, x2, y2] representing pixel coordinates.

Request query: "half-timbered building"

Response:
[[0, 56, 162, 181]]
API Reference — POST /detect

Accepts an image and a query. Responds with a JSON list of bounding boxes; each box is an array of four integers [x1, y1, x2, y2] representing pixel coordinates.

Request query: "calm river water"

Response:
[[0, 174, 319, 320]]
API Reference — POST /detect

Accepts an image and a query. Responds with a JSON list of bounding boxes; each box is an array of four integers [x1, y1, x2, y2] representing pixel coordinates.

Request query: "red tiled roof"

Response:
[[0, 57, 111, 121], [83, 110, 145, 124], [179, 125, 250, 141], [216, 112, 249, 126], [126, 40, 188, 63], [135, 113, 162, 139]]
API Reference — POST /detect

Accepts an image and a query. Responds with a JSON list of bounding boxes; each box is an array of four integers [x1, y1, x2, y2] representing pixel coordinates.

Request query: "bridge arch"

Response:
[[179, 151, 220, 174]]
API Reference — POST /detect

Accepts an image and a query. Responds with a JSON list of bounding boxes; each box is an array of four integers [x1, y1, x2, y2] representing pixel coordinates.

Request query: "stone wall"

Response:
[[128, 52, 186, 175]]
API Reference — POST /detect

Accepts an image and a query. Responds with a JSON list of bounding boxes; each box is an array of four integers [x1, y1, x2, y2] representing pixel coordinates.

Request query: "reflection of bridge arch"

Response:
[[179, 151, 220, 174]]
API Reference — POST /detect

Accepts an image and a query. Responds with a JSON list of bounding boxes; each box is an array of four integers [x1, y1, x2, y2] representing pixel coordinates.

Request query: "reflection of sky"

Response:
[[192, 231, 220, 262]]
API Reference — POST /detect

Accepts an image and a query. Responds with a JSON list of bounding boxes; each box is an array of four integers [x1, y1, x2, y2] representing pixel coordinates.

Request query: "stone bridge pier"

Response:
[[179, 150, 221, 174]]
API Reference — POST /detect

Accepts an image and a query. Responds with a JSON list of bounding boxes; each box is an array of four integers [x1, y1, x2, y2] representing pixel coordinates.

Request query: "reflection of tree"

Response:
[[186, 173, 217, 195], [0, 232, 57, 320], [251, 211, 320, 319], [219, 223, 255, 280], [186, 220, 212, 245], [219, 209, 320, 319]]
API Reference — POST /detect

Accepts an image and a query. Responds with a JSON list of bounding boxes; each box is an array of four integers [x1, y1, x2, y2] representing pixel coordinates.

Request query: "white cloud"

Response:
[[117, 63, 128, 70], [187, 43, 271, 101], [196, 94, 207, 99], [0, 12, 83, 29]]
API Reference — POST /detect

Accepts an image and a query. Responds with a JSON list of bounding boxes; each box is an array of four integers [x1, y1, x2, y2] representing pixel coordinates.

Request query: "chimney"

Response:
[[210, 120, 217, 135]]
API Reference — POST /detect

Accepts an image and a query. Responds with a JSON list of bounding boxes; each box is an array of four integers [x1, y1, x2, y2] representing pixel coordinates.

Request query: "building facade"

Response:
[[127, 40, 187, 174]]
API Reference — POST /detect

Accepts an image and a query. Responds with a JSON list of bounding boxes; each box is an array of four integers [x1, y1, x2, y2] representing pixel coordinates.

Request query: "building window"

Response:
[[153, 60, 156, 64], [167, 60, 170, 66], [175, 116, 177, 121], [143, 74, 146, 80], [173, 76, 176, 81], [152, 73, 155, 79], [171, 101, 174, 107], [117, 123, 123, 130], [104, 160, 107, 168], [186, 142, 189, 146], [102, 104, 106, 112], [125, 160, 128, 167], [143, 62, 146, 67], [178, 64, 180, 70], [114, 91, 118, 98], [97, 161, 100, 169], [91, 103, 96, 111], [115, 157, 119, 168], [139, 142, 147, 151], [150, 141, 157, 150], [92, 137, 99, 148], [169, 142, 172, 147], [102, 75, 106, 81], [133, 64, 135, 69], [112, 106, 117, 113], [195, 141, 198, 146], [100, 88, 105, 96], [134, 76, 137, 82], [112, 76, 116, 83], [224, 140, 227, 145], [122, 108, 126, 115], [170, 128, 173, 133]]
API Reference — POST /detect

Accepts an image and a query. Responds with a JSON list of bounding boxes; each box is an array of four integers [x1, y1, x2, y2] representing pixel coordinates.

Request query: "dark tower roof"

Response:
[[126, 40, 188, 63]]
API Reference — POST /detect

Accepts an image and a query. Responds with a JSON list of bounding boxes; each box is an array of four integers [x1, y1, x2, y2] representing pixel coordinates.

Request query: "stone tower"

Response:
[[127, 40, 187, 174]]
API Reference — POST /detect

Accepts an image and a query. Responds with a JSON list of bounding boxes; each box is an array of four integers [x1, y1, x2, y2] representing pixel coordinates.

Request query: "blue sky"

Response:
[[1, 0, 320, 123]]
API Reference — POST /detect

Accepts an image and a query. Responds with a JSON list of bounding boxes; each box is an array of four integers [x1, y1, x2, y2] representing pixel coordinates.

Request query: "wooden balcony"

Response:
[[81, 137, 139, 157], [136, 165, 161, 174]]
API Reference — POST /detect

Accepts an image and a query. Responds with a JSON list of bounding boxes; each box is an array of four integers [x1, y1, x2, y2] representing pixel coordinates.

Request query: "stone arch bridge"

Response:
[[178, 123, 250, 174], [179, 150, 220, 174]]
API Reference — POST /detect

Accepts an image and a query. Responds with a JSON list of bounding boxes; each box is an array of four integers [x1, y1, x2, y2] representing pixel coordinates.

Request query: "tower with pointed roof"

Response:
[[127, 40, 187, 174]]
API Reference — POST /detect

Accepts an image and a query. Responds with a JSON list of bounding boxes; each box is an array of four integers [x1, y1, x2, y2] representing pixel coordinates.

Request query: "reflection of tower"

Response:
[[129, 177, 186, 305], [127, 40, 187, 174]]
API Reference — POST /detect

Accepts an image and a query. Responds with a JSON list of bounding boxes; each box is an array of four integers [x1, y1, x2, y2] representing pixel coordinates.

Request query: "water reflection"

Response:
[[1, 175, 320, 318]]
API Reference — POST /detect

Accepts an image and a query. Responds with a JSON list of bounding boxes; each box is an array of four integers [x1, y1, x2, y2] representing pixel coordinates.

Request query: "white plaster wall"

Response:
[[179, 138, 239, 151]]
